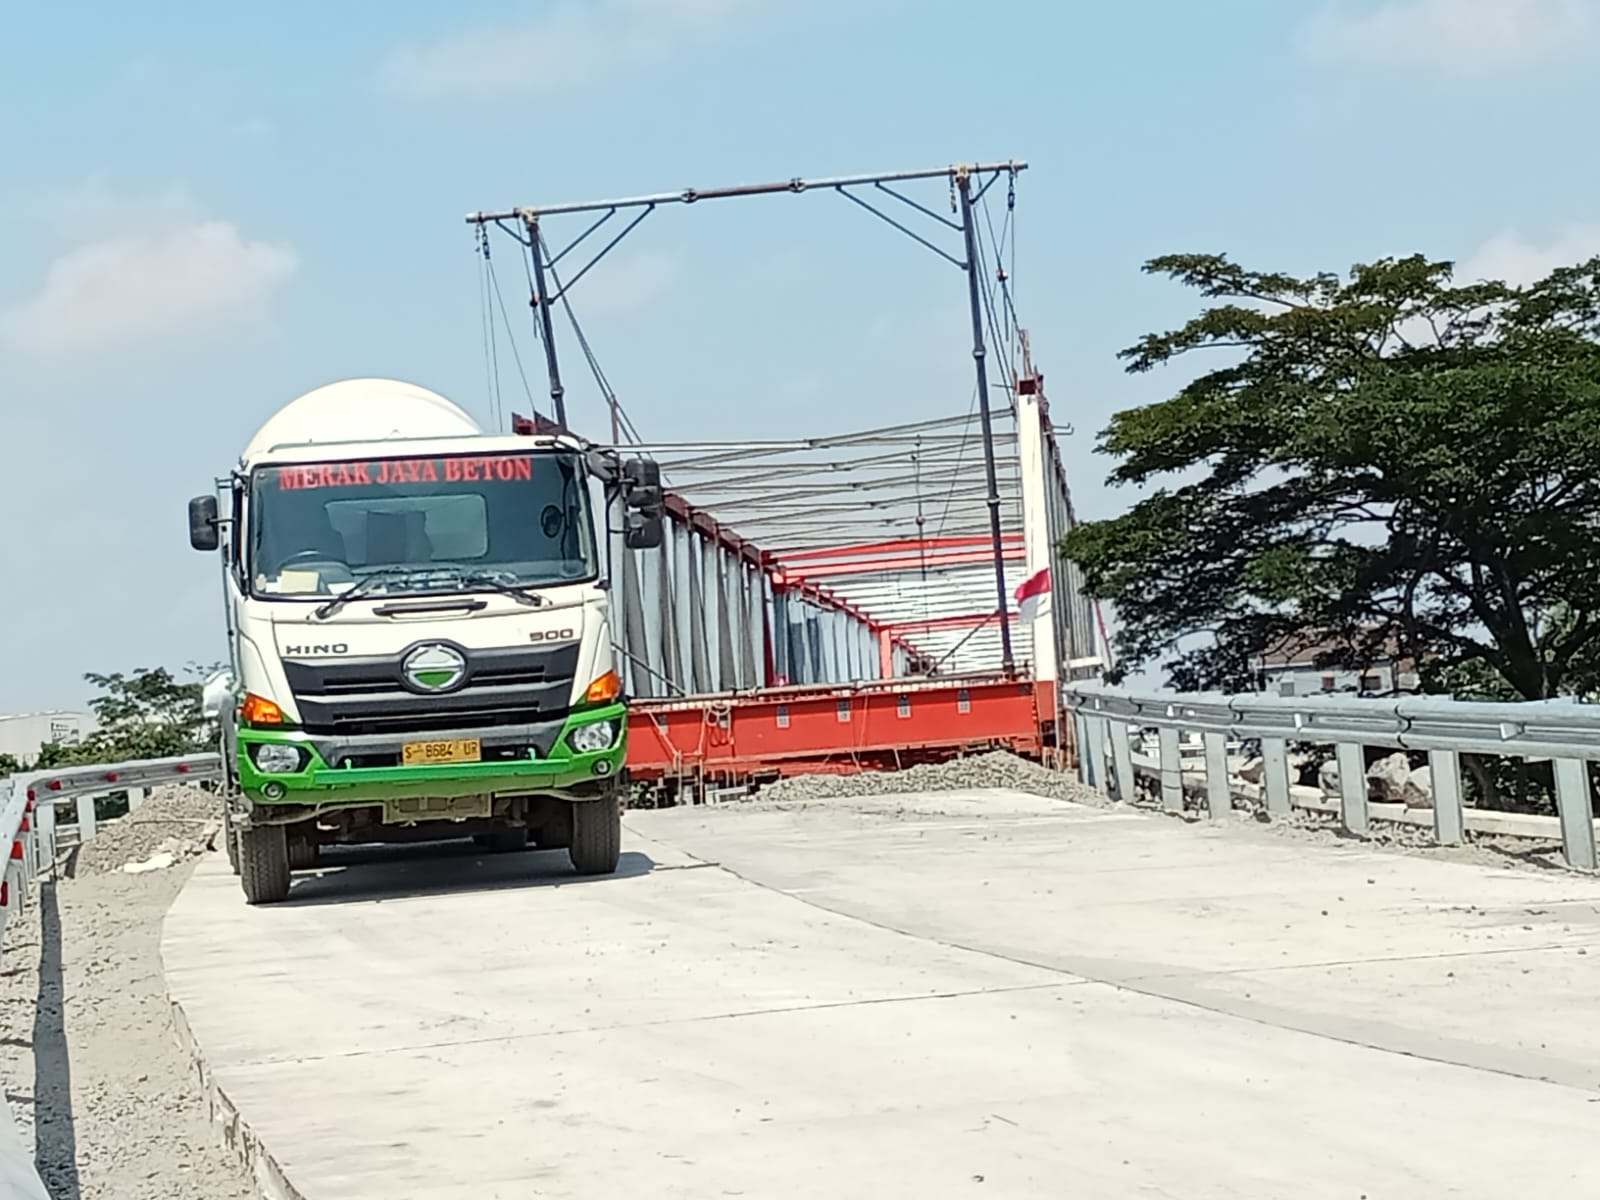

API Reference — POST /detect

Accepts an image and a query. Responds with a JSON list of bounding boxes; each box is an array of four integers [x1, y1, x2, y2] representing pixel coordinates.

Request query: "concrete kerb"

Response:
[[168, 997, 304, 1200]]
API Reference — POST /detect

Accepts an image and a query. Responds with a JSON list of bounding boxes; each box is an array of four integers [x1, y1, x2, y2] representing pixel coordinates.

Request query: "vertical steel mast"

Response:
[[522, 216, 568, 429], [955, 166, 1014, 674]]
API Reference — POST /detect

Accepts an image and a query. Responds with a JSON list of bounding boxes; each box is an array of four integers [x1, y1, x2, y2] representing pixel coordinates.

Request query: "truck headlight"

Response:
[[252, 743, 304, 774], [570, 720, 618, 754]]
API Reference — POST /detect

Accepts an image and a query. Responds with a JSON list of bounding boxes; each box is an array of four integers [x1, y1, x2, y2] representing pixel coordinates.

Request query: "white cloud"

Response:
[[3, 207, 298, 357], [572, 249, 682, 316], [1457, 224, 1600, 285], [1300, 0, 1598, 72], [383, 0, 758, 98]]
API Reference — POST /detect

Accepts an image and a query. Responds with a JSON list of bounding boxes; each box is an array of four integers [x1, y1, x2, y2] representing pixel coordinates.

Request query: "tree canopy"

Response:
[[1062, 253, 1600, 700], [0, 666, 218, 777]]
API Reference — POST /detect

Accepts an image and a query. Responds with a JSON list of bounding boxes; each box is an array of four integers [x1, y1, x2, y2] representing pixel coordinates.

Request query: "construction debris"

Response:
[[753, 750, 1106, 806], [73, 787, 224, 877]]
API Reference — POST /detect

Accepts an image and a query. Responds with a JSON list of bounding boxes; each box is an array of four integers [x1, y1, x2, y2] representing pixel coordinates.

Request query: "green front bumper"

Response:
[[235, 703, 628, 807]]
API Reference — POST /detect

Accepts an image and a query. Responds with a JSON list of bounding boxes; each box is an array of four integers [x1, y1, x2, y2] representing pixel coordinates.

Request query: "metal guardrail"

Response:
[[0, 753, 221, 1198], [1065, 685, 1600, 871], [0, 773, 56, 1200]]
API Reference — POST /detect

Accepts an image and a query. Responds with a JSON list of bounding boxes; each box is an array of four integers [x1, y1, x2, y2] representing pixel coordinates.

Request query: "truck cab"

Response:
[[187, 379, 662, 904]]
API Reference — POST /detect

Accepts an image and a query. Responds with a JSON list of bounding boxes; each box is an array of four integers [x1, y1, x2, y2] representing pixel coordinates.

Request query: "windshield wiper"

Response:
[[314, 566, 546, 619], [313, 567, 428, 620], [456, 571, 546, 607]]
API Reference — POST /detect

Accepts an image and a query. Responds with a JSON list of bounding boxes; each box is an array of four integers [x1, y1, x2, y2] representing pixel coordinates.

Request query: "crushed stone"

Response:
[[0, 855, 256, 1199], [750, 750, 1108, 808], [73, 786, 224, 878]]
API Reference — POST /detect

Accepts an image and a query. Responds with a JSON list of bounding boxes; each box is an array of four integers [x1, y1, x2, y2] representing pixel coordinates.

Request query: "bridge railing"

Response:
[[1065, 685, 1600, 871], [0, 753, 223, 1199]]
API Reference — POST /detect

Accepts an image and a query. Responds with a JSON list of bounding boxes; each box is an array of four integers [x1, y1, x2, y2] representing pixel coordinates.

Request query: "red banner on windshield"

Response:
[[271, 456, 536, 490]]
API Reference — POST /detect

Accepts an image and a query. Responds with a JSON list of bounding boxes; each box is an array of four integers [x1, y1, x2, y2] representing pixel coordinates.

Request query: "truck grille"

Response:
[[283, 644, 581, 737]]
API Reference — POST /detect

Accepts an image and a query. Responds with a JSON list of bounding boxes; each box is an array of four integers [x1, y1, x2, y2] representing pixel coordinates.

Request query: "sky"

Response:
[[5, 0, 1600, 711]]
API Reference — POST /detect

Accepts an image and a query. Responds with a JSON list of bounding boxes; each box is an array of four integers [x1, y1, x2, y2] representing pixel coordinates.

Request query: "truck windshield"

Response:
[[248, 450, 597, 598]]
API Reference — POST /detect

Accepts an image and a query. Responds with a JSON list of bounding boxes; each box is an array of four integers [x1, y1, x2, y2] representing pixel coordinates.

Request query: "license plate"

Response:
[[401, 738, 482, 766]]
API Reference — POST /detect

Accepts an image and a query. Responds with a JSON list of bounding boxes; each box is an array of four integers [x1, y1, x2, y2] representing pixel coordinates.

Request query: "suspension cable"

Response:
[[477, 227, 505, 430]]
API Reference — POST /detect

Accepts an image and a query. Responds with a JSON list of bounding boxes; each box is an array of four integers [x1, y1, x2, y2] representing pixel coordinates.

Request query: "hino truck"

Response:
[[187, 378, 663, 904]]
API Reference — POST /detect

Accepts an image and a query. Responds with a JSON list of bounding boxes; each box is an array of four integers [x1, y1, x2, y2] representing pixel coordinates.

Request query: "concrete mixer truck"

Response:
[[186, 379, 663, 904]]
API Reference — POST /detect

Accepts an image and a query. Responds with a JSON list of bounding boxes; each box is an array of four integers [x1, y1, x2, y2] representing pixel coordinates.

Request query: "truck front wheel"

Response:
[[239, 825, 291, 905], [568, 796, 621, 876]]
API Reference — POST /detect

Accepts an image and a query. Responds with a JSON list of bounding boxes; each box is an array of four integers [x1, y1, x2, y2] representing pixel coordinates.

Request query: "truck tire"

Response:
[[568, 796, 621, 876], [239, 825, 291, 905]]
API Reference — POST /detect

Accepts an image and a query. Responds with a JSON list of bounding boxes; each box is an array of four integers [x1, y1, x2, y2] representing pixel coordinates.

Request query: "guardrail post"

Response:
[[1262, 738, 1292, 816], [1203, 732, 1230, 818], [1157, 727, 1183, 813], [1335, 741, 1369, 836], [76, 794, 97, 844], [1110, 719, 1137, 805], [1430, 750, 1465, 847], [1081, 713, 1094, 790], [36, 800, 55, 874], [128, 786, 147, 811], [1085, 716, 1110, 797], [1552, 757, 1598, 872]]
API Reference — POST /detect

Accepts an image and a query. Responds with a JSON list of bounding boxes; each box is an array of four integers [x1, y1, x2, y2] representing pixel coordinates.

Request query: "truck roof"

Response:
[[239, 378, 585, 466], [247, 430, 582, 467]]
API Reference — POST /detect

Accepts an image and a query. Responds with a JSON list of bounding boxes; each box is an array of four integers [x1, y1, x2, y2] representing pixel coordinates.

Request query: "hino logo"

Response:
[[402, 643, 468, 694], [284, 643, 349, 656]]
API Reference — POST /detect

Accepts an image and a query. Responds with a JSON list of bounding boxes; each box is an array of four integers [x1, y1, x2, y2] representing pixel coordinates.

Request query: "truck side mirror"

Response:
[[189, 495, 220, 552], [622, 457, 664, 550]]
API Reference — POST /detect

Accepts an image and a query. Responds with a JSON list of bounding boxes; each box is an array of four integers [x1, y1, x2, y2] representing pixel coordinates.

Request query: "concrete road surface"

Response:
[[162, 790, 1600, 1199]]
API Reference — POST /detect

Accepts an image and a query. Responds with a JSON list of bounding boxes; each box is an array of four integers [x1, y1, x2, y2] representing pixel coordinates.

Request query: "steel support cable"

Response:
[[646, 437, 1017, 470], [535, 231, 647, 445], [679, 465, 1021, 501], [620, 411, 1008, 462], [933, 387, 983, 538], [650, 441, 1018, 487], [706, 480, 1019, 510], [979, 178, 1020, 377], [972, 216, 1017, 410], [476, 225, 501, 430], [705, 481, 1021, 511], [484, 246, 537, 422], [476, 230, 502, 428], [540, 231, 648, 444]]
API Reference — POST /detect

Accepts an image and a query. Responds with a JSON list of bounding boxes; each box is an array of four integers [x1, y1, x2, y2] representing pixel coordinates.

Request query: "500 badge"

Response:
[[529, 629, 577, 643]]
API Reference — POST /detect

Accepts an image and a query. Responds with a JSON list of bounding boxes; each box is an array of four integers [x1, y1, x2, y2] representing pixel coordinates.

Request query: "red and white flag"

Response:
[[1015, 567, 1052, 623]]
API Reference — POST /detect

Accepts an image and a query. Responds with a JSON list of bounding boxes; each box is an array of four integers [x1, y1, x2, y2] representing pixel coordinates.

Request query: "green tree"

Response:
[[0, 752, 23, 779], [1064, 253, 1600, 701], [38, 665, 217, 767]]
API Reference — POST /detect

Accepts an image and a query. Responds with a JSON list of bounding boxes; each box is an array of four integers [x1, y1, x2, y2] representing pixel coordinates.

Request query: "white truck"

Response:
[[187, 378, 663, 904]]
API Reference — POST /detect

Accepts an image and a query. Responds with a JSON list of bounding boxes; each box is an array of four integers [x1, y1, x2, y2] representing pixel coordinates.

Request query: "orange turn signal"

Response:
[[240, 692, 286, 726], [584, 670, 622, 705]]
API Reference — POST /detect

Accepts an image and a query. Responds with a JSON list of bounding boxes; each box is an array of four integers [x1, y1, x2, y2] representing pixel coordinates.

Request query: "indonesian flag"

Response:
[[1015, 567, 1052, 623]]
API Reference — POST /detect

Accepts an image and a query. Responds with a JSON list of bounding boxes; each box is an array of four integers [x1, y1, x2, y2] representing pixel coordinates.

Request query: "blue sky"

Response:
[[4, 0, 1600, 711]]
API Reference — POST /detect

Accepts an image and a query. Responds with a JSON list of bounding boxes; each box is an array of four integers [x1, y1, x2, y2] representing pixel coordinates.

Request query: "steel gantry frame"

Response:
[[469, 161, 1028, 679], [481, 162, 1112, 793]]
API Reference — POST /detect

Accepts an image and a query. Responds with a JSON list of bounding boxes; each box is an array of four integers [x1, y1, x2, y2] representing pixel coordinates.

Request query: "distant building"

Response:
[[0, 711, 96, 765], [1254, 631, 1420, 698]]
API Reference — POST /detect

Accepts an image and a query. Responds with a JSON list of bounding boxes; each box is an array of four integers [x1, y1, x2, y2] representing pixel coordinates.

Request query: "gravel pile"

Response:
[[755, 750, 1107, 807], [74, 786, 224, 877]]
